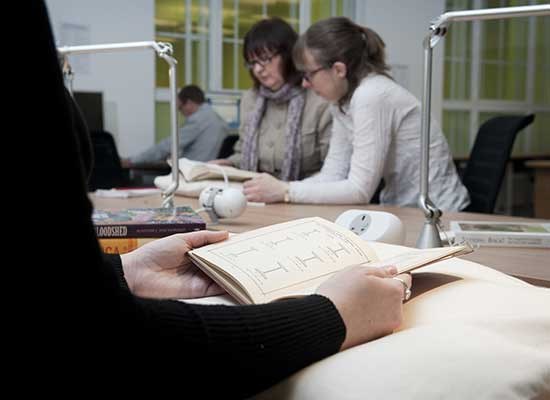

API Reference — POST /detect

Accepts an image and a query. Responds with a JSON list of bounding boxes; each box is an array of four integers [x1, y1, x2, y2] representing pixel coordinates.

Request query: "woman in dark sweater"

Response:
[[27, 1, 410, 397]]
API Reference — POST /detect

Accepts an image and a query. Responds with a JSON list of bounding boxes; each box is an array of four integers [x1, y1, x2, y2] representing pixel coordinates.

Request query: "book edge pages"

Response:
[[358, 245, 469, 274], [178, 157, 260, 182], [189, 254, 254, 304]]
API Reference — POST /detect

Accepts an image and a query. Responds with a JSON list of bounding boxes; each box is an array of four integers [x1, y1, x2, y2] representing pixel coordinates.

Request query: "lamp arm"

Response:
[[159, 51, 180, 208], [431, 4, 550, 30], [416, 34, 443, 248], [416, 4, 550, 248], [58, 41, 166, 56], [58, 41, 180, 208], [428, 4, 550, 47]]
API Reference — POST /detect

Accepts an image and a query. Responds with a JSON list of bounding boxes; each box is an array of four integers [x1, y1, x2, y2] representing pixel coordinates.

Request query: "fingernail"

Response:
[[387, 266, 397, 274]]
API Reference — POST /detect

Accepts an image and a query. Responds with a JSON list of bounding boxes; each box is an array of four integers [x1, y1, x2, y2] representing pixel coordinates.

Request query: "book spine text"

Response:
[[455, 232, 550, 248], [95, 222, 205, 238]]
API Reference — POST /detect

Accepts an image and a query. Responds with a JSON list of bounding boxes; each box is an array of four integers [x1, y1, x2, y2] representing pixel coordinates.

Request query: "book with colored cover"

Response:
[[177, 157, 260, 182], [449, 220, 550, 248], [93, 206, 205, 238], [189, 217, 471, 305], [99, 237, 157, 254]]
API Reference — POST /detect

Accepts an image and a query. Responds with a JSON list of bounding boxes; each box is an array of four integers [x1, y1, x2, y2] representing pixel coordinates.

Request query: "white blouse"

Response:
[[289, 74, 470, 212]]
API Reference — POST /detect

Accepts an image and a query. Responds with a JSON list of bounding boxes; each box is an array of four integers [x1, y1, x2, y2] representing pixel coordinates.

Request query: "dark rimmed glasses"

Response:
[[245, 53, 279, 70]]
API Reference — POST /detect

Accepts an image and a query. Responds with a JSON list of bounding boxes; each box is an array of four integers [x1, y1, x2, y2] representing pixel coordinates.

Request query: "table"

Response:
[[525, 160, 550, 219], [91, 194, 550, 288]]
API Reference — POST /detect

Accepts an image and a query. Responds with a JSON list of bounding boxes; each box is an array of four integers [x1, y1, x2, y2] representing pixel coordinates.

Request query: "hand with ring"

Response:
[[316, 265, 413, 350], [392, 275, 412, 301]]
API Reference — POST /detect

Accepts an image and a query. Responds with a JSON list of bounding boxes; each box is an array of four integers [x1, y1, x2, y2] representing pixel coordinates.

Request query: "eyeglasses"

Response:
[[245, 53, 279, 70], [302, 66, 326, 83]]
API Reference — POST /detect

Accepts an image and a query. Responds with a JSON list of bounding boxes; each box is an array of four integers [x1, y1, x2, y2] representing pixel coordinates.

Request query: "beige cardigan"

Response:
[[228, 88, 332, 179]]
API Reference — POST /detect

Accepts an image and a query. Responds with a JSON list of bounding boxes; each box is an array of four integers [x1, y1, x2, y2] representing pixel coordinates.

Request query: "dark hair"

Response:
[[293, 17, 391, 109], [178, 85, 205, 104], [243, 17, 302, 89]]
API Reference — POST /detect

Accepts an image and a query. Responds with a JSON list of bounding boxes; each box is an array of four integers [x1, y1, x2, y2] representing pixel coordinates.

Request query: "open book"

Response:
[[177, 157, 260, 182], [189, 217, 471, 304]]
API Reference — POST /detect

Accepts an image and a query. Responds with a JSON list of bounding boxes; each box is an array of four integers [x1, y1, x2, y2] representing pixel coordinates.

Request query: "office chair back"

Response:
[[462, 114, 535, 213], [218, 134, 239, 159], [88, 130, 128, 191]]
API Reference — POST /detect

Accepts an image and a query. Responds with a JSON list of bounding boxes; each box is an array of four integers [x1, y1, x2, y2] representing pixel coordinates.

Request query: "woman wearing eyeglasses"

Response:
[[243, 17, 469, 211], [210, 17, 332, 187]]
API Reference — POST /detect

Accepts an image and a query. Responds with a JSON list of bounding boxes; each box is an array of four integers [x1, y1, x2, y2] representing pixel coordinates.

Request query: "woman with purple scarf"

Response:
[[210, 17, 332, 196]]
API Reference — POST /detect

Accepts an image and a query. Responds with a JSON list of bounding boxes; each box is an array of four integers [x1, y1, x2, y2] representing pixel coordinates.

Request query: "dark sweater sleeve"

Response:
[[101, 252, 345, 398], [141, 295, 344, 398]]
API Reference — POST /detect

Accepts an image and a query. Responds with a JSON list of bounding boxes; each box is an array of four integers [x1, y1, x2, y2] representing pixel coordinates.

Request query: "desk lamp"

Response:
[[417, 4, 550, 248], [58, 41, 179, 208]]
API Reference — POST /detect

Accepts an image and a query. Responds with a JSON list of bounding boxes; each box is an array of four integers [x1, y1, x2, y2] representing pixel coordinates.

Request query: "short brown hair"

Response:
[[293, 17, 391, 110], [178, 85, 205, 104], [243, 17, 302, 89]]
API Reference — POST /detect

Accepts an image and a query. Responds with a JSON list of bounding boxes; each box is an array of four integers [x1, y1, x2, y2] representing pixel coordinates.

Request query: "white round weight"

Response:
[[334, 209, 405, 245]]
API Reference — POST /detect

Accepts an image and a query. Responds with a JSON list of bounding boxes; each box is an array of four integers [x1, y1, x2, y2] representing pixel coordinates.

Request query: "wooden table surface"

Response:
[[91, 194, 550, 288]]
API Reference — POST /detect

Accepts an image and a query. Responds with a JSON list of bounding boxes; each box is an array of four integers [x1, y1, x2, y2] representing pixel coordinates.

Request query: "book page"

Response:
[[190, 217, 379, 303], [177, 157, 260, 182], [361, 246, 470, 273]]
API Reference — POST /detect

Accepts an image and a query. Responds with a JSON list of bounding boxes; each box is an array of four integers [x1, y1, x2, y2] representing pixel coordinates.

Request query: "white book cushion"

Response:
[[255, 244, 550, 400]]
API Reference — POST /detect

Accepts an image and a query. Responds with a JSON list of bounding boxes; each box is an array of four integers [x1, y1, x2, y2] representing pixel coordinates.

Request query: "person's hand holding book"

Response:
[[317, 265, 411, 351], [120, 231, 229, 299]]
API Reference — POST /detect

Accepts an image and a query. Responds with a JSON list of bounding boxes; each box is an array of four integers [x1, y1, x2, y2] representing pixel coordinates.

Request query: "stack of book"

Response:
[[93, 206, 206, 254], [449, 220, 550, 248]]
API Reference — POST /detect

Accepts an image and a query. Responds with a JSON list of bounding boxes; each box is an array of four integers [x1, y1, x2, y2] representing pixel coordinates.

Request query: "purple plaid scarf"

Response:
[[240, 84, 306, 181]]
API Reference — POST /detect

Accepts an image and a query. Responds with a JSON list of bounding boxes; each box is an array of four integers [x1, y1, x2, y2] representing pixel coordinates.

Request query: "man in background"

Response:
[[123, 85, 228, 166]]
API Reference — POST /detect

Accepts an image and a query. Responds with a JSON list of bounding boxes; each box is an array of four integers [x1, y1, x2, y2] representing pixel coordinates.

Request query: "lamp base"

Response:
[[416, 219, 443, 248]]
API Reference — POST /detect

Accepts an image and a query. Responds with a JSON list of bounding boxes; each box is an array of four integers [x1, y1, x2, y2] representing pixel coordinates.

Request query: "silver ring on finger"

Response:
[[392, 277, 411, 301]]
